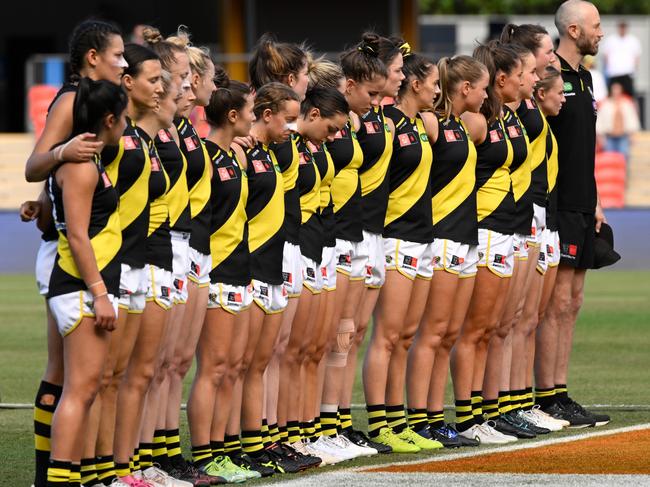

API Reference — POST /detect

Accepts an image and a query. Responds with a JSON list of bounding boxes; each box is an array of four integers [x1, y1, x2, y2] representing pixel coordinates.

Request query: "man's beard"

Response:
[[577, 31, 598, 56]]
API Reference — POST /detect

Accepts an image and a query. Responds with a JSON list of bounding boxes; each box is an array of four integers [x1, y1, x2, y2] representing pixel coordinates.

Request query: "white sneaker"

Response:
[[310, 436, 356, 462], [329, 434, 377, 458], [142, 466, 193, 487], [303, 438, 344, 465], [532, 405, 570, 428], [521, 407, 564, 431], [459, 422, 518, 444]]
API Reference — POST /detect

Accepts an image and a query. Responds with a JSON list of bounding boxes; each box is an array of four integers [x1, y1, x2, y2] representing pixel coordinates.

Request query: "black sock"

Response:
[[34, 381, 63, 487], [555, 384, 569, 404]]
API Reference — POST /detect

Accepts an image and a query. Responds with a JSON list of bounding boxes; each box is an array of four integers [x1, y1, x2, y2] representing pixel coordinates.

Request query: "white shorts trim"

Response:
[[282, 242, 303, 297], [145, 264, 173, 310], [537, 229, 560, 275], [207, 281, 253, 314], [320, 246, 337, 291], [335, 238, 369, 280], [171, 230, 190, 303], [384, 238, 434, 280], [251, 279, 288, 314], [432, 239, 479, 278], [477, 229, 514, 278], [36, 240, 58, 296], [188, 247, 211, 287], [118, 263, 147, 313], [301, 254, 323, 294], [363, 230, 386, 288], [48, 290, 118, 336]]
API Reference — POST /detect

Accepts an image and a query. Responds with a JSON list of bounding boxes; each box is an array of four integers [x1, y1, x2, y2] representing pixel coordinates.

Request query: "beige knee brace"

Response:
[[326, 318, 355, 367]]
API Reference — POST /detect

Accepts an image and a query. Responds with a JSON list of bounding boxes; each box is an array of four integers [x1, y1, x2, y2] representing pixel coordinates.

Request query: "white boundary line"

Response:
[[350, 422, 650, 472]]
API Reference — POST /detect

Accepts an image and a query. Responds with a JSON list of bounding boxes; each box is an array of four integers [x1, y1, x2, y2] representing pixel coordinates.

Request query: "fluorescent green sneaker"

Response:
[[201, 455, 248, 483], [397, 427, 444, 450], [374, 427, 421, 453]]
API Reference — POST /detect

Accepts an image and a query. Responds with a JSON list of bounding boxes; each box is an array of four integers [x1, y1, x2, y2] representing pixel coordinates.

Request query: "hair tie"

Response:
[[358, 43, 376, 55], [399, 42, 412, 57]]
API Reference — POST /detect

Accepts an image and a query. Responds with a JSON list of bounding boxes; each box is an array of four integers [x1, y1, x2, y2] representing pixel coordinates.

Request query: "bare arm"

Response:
[[25, 93, 104, 182], [58, 162, 116, 330], [461, 112, 488, 146], [232, 144, 248, 170], [420, 111, 439, 144], [594, 193, 607, 233]]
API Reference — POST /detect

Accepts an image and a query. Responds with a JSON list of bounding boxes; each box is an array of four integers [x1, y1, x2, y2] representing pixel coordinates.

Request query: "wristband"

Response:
[[93, 291, 108, 300], [88, 280, 105, 289]]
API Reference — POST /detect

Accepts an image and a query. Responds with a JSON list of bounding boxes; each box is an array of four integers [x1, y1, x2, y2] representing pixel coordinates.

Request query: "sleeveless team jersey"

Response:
[[518, 98, 548, 207], [475, 116, 515, 235], [503, 106, 532, 235], [204, 139, 250, 286], [47, 154, 121, 298], [143, 130, 172, 271], [311, 141, 336, 248], [176, 117, 211, 254], [103, 117, 151, 268], [271, 137, 301, 246], [155, 127, 191, 233], [326, 119, 364, 242], [430, 114, 478, 244], [382, 106, 433, 243], [356, 107, 392, 234], [545, 118, 559, 232], [295, 134, 324, 263], [246, 143, 285, 285]]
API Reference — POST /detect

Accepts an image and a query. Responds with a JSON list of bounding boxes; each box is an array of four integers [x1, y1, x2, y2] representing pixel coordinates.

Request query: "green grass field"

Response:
[[1, 271, 649, 485]]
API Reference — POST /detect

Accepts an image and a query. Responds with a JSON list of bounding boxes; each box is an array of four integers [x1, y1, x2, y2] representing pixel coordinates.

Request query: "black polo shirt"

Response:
[[547, 53, 598, 214]]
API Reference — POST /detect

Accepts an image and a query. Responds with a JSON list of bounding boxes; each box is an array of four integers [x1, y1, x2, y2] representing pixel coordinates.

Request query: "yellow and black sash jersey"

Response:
[[382, 106, 433, 243], [356, 106, 392, 234], [155, 127, 191, 233], [176, 116, 211, 254], [47, 154, 121, 298], [517, 98, 548, 207], [475, 116, 516, 235], [270, 138, 301, 246], [142, 130, 172, 271], [326, 119, 364, 242], [204, 139, 251, 286], [246, 142, 285, 285], [295, 134, 324, 263], [311, 141, 336, 248], [545, 119, 559, 232], [503, 106, 532, 235], [430, 114, 478, 245], [103, 117, 151, 269]]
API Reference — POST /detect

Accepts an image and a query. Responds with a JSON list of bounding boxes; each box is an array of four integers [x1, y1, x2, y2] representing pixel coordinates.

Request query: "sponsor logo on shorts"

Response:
[[283, 272, 293, 284], [531, 226, 537, 236], [478, 252, 485, 261], [227, 292, 243, 303], [402, 255, 418, 270], [247, 283, 254, 293], [119, 288, 130, 298], [161, 286, 171, 298], [538, 252, 546, 262], [282, 286, 288, 297], [321, 266, 328, 277], [547, 244, 554, 256], [338, 253, 352, 266], [385, 254, 393, 264], [306, 267, 316, 279], [191, 262, 201, 276], [398, 132, 418, 147], [514, 243, 521, 252], [259, 285, 269, 297], [184, 136, 199, 151], [209, 292, 217, 303], [123, 135, 141, 150], [158, 129, 171, 143], [174, 278, 184, 291], [493, 254, 506, 267], [365, 265, 373, 277], [561, 243, 578, 259], [450, 255, 465, 266]]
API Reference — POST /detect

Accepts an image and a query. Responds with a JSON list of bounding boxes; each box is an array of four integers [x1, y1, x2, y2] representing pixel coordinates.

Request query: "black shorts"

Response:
[[557, 210, 595, 269]]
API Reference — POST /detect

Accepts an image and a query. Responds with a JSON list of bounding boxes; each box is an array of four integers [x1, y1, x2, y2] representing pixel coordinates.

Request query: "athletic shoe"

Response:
[[442, 423, 481, 447], [142, 465, 194, 487], [458, 421, 518, 444], [308, 435, 357, 462], [531, 405, 570, 428], [333, 434, 377, 457], [519, 407, 563, 432], [227, 452, 272, 478], [564, 398, 611, 427], [396, 427, 444, 450], [289, 440, 325, 468], [512, 410, 551, 435], [259, 443, 302, 474], [114, 475, 151, 487], [279, 442, 322, 470], [420, 424, 460, 448], [199, 456, 248, 484], [543, 401, 594, 428], [373, 427, 421, 453], [302, 439, 344, 466], [498, 412, 537, 438], [111, 478, 138, 487], [167, 461, 215, 486], [341, 429, 392, 454]]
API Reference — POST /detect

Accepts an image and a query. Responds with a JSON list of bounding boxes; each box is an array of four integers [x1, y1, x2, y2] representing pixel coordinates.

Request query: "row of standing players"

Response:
[[25, 19, 606, 487]]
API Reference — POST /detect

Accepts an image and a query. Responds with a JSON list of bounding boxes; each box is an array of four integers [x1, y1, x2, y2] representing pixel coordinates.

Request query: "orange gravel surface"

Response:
[[367, 429, 650, 475]]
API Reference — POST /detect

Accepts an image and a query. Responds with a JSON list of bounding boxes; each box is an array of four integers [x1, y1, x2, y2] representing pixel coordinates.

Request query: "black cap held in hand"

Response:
[[593, 222, 621, 269]]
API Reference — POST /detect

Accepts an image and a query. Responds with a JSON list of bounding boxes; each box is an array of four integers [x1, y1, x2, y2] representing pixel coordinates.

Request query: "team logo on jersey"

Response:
[[306, 267, 316, 279], [398, 132, 417, 147], [364, 121, 382, 134], [227, 292, 243, 303], [252, 159, 271, 173], [402, 255, 418, 270], [563, 81, 573, 93], [493, 254, 506, 267], [450, 255, 465, 266], [299, 151, 312, 165], [489, 129, 504, 143], [158, 129, 171, 143], [184, 136, 199, 151], [150, 156, 161, 172], [525, 99, 536, 109], [444, 129, 463, 142], [123, 135, 141, 150], [218, 167, 237, 181], [101, 171, 112, 188], [334, 127, 349, 139], [507, 125, 523, 138]]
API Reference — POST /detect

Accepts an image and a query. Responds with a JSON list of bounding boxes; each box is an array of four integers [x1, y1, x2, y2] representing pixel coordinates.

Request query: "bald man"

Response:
[[534, 0, 610, 427]]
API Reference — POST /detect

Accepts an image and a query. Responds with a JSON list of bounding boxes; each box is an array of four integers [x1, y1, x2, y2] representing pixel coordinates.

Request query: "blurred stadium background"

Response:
[[1, 0, 648, 272]]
